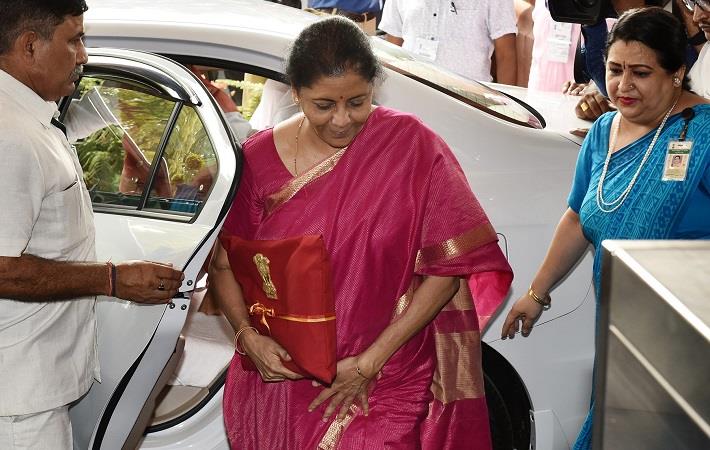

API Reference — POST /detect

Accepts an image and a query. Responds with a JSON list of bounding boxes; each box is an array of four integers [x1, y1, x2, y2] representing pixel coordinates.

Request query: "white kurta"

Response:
[[0, 69, 99, 416], [379, 0, 517, 81], [689, 43, 709, 99]]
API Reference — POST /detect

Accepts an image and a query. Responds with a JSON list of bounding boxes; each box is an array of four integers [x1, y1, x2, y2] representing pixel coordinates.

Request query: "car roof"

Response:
[[85, 0, 314, 32], [85, 0, 315, 54]]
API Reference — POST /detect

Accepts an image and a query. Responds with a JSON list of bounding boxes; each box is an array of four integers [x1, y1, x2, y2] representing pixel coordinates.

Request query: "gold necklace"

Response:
[[293, 115, 350, 177], [293, 115, 305, 176]]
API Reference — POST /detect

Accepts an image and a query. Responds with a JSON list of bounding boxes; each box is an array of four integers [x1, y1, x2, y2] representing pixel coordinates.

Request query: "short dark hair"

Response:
[[605, 7, 690, 89], [0, 0, 88, 55], [285, 16, 383, 90]]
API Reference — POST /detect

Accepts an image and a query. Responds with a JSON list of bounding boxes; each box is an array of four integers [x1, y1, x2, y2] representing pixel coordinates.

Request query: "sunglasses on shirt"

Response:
[[682, 0, 710, 12]]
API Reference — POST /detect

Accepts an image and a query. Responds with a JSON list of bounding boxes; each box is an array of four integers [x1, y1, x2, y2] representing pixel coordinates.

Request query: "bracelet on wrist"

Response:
[[234, 325, 259, 355], [528, 286, 551, 310], [355, 364, 371, 380]]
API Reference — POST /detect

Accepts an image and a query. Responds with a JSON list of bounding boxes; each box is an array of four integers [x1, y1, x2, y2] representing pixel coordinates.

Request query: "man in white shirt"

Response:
[[0, 2, 183, 449], [380, 0, 518, 84], [688, 0, 709, 97]]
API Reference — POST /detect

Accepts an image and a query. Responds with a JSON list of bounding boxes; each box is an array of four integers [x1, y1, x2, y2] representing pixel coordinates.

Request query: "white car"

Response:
[[65, 1, 596, 449]]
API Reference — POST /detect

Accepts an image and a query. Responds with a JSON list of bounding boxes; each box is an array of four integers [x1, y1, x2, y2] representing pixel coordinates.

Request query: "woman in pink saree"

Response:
[[209, 17, 513, 449]]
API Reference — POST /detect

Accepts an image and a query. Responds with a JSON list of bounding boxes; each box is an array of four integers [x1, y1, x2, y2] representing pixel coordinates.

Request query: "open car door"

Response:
[[61, 48, 240, 450]]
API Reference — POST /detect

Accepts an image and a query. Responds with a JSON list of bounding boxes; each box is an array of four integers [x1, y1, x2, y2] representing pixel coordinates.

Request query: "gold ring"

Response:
[[580, 101, 590, 112]]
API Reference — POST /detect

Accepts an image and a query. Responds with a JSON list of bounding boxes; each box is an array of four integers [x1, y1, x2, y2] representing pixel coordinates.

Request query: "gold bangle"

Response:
[[234, 325, 259, 355], [528, 286, 551, 310]]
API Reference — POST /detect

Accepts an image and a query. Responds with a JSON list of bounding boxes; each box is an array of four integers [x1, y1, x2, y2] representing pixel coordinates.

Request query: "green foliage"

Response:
[[73, 76, 217, 199], [216, 78, 263, 119], [163, 106, 215, 185], [76, 125, 124, 192]]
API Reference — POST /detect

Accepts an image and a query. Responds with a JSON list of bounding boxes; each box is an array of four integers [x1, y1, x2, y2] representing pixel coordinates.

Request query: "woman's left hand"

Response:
[[308, 356, 373, 421]]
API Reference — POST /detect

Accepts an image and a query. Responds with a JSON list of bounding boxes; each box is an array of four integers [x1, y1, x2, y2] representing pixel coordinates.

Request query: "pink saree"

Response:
[[221, 107, 513, 449]]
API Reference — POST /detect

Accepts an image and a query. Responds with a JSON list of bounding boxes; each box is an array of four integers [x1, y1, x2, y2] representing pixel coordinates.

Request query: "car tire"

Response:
[[485, 372, 515, 450]]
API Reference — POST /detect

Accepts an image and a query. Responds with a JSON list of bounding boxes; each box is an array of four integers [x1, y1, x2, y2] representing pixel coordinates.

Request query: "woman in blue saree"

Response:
[[500, 7, 710, 450]]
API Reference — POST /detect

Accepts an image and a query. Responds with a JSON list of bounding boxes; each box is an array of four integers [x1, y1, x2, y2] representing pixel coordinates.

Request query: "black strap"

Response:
[[50, 117, 67, 137], [688, 30, 708, 47]]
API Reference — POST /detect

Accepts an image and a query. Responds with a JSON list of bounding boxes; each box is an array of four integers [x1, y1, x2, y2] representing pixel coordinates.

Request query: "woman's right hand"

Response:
[[240, 330, 303, 382], [575, 89, 614, 121], [500, 294, 545, 339]]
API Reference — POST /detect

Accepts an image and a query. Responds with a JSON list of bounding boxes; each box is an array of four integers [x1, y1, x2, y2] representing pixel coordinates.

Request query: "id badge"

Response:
[[547, 22, 573, 63], [413, 37, 439, 61], [662, 140, 693, 181], [552, 22, 573, 41], [547, 39, 571, 63]]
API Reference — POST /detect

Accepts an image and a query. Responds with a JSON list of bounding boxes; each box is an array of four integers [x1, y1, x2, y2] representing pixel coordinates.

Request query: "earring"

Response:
[[294, 97, 300, 105], [673, 77, 681, 87]]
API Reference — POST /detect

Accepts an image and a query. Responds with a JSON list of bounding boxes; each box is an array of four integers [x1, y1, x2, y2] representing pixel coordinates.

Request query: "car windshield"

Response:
[[372, 40, 544, 129]]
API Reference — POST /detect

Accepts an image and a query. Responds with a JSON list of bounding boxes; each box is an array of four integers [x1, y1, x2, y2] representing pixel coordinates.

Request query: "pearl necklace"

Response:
[[595, 97, 679, 213]]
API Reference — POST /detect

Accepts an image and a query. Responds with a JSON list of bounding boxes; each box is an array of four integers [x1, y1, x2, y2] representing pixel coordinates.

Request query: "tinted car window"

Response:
[[66, 76, 218, 219], [145, 105, 217, 215], [372, 40, 544, 129]]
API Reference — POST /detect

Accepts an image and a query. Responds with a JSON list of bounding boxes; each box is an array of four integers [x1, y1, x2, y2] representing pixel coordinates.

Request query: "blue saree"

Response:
[[567, 104, 710, 449]]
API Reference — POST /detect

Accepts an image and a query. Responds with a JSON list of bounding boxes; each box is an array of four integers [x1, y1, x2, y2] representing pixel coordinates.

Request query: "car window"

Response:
[[66, 75, 218, 220], [372, 40, 544, 129], [181, 63, 299, 135], [145, 105, 218, 215]]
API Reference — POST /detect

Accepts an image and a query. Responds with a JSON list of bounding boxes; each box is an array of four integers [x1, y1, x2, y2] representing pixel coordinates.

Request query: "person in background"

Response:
[[0, 2, 183, 449], [380, 0, 518, 85], [501, 8, 709, 450], [306, 0, 382, 35], [210, 16, 512, 449], [673, 0, 706, 61], [528, 1, 582, 91], [514, 0, 535, 87], [684, 0, 710, 97], [190, 65, 256, 142]]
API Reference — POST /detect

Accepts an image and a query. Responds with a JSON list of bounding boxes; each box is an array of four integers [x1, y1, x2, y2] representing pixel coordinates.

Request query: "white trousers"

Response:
[[0, 405, 72, 450]]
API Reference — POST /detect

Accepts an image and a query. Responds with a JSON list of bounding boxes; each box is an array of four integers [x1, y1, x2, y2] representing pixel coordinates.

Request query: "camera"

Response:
[[546, 0, 667, 25]]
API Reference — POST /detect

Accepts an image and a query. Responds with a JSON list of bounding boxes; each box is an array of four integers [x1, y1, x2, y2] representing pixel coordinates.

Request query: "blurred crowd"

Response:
[[270, 0, 709, 117]]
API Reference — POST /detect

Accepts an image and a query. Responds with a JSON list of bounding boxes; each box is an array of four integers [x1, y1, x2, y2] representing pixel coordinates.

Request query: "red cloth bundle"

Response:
[[220, 233, 337, 384]]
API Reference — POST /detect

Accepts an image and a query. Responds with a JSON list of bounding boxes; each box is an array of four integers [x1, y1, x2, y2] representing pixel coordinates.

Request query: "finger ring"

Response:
[[580, 101, 590, 112], [158, 280, 165, 291]]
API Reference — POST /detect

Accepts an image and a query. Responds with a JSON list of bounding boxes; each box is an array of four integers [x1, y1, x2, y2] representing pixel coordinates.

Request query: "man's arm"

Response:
[[493, 33, 517, 85], [0, 254, 183, 303], [379, 0, 403, 46], [384, 34, 404, 46]]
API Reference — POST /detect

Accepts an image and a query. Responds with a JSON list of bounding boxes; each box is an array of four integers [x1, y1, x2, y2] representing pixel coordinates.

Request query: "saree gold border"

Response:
[[265, 147, 347, 215], [317, 405, 358, 450], [430, 330, 485, 403], [392, 284, 415, 319], [442, 280, 474, 312], [415, 223, 497, 271], [276, 314, 335, 323]]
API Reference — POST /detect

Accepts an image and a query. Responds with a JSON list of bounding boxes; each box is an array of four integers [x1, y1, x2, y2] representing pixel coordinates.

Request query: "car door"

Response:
[[62, 48, 240, 450]]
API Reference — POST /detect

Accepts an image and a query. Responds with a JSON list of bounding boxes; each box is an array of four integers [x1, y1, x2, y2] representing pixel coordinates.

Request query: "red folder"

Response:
[[220, 233, 337, 384]]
